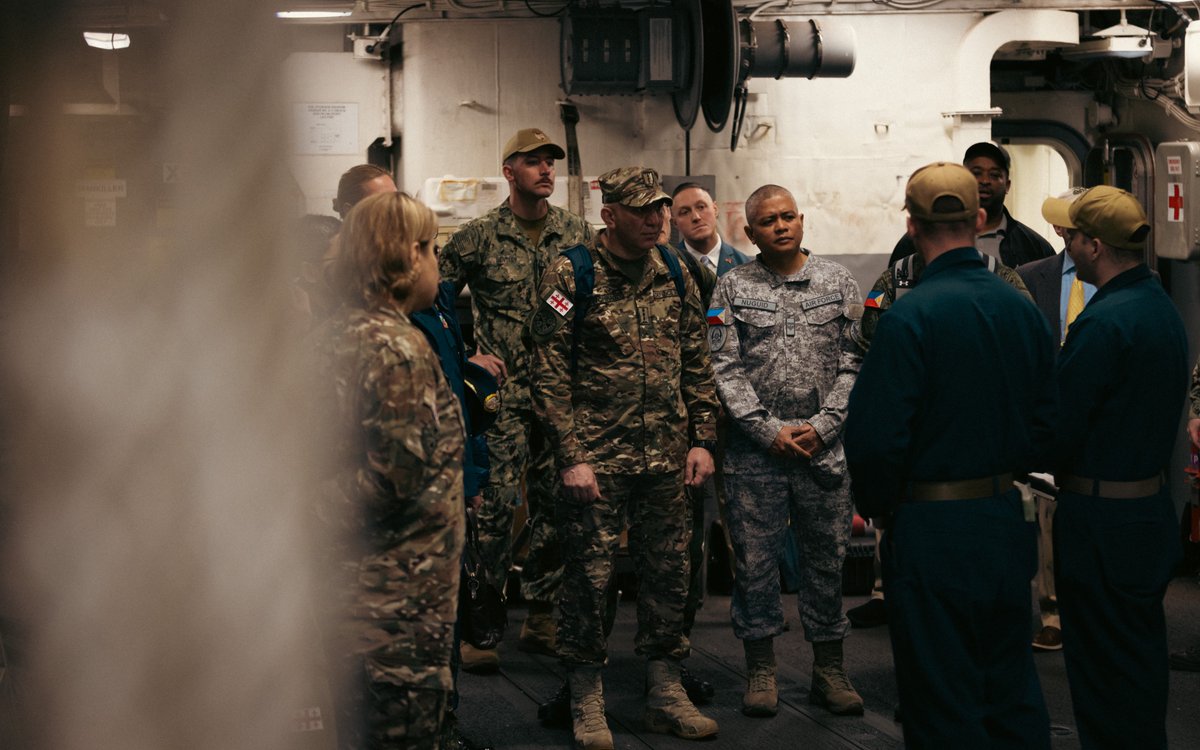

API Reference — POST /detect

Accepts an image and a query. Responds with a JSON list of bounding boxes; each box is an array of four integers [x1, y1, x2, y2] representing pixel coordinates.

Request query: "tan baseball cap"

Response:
[[1068, 186, 1151, 252], [597, 166, 672, 208], [1040, 187, 1089, 228], [904, 162, 979, 222], [501, 127, 566, 162]]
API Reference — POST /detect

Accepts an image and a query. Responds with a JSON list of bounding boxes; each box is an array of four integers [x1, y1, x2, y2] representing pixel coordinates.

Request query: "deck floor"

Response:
[[458, 578, 1200, 749]]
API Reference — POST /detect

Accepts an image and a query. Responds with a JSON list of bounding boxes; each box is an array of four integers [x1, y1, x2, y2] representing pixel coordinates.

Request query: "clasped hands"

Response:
[[769, 423, 824, 460]]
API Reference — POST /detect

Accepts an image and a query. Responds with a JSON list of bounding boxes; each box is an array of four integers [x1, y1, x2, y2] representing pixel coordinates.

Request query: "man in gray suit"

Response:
[[1016, 188, 1097, 653]]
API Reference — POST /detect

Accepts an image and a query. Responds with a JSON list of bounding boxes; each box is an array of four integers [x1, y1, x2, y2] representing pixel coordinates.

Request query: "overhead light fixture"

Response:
[[1063, 9, 1165, 61], [276, 10, 353, 19], [83, 32, 131, 50]]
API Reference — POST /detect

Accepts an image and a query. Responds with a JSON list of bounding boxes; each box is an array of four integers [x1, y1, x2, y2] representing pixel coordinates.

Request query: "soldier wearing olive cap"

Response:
[[1051, 186, 1188, 750], [845, 162, 1055, 748], [439, 127, 594, 671], [531, 166, 721, 748]]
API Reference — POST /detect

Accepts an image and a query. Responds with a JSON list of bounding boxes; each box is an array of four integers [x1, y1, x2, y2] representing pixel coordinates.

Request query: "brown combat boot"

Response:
[[809, 639, 864, 715], [643, 658, 719, 739], [567, 667, 613, 750], [518, 601, 558, 656], [459, 642, 499, 674], [742, 637, 778, 717]]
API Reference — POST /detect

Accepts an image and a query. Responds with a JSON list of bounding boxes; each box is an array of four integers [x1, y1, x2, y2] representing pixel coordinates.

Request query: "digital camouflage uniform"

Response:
[[709, 252, 863, 643], [530, 234, 719, 667], [1192, 358, 1200, 419], [439, 200, 594, 601], [319, 305, 466, 750]]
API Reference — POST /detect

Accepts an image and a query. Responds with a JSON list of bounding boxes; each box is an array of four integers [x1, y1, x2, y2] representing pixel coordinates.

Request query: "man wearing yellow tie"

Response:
[[1016, 188, 1098, 653]]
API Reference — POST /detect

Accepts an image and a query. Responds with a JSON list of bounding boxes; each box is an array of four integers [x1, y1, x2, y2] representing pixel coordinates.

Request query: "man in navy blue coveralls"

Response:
[[1051, 186, 1188, 750], [845, 162, 1055, 748]]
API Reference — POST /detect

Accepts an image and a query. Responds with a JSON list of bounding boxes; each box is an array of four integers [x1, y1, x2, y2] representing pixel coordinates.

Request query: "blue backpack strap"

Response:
[[656, 244, 686, 301], [560, 243, 593, 376]]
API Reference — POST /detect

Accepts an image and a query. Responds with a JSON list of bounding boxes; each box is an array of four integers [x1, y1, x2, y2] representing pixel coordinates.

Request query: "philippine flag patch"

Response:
[[706, 307, 729, 325], [864, 290, 885, 309]]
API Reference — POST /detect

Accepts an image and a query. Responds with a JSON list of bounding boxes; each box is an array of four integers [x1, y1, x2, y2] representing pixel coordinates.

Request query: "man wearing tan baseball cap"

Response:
[[1052, 185, 1188, 749], [846, 162, 1055, 748], [439, 129, 593, 673]]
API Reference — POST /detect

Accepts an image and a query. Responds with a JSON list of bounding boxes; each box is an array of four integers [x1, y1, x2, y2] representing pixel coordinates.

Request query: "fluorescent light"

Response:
[[83, 32, 130, 50], [276, 10, 352, 19]]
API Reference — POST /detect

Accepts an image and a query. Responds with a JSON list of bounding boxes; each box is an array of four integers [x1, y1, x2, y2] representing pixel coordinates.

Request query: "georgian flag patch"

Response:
[[546, 290, 574, 316]]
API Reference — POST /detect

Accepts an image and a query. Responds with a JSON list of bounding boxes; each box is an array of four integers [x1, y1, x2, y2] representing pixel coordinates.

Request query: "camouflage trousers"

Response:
[[335, 655, 451, 750], [478, 405, 561, 603], [557, 471, 692, 667], [725, 465, 852, 643]]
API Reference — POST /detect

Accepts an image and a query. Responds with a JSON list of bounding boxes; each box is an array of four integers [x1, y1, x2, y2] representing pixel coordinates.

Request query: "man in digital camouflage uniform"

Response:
[[439, 128, 594, 670], [531, 166, 721, 749], [708, 184, 865, 718]]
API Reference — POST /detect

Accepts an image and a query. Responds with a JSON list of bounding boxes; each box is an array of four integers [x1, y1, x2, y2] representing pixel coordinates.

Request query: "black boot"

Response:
[[536, 680, 571, 728]]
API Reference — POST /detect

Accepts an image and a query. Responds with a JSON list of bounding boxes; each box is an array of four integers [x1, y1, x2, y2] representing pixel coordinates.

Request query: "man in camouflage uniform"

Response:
[[708, 184, 864, 718], [320, 192, 465, 750], [530, 166, 721, 749], [439, 128, 594, 669]]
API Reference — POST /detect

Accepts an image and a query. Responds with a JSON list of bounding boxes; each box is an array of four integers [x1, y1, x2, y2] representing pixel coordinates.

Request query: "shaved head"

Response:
[[745, 184, 794, 224]]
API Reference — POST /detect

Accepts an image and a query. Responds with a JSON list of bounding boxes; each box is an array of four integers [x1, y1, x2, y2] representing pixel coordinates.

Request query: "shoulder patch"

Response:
[[546, 290, 574, 316], [530, 303, 566, 343], [864, 290, 886, 309], [709, 325, 728, 352], [706, 307, 730, 326]]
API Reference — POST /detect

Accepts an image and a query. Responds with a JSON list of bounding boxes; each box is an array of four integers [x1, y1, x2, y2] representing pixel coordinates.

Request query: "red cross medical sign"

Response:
[[1168, 182, 1184, 223]]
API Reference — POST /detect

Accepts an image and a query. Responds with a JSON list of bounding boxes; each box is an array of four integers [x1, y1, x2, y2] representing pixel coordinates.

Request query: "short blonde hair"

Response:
[[335, 192, 437, 308]]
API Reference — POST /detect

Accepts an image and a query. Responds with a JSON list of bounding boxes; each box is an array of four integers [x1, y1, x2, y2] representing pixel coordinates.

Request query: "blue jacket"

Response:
[[845, 247, 1057, 517], [675, 239, 751, 308]]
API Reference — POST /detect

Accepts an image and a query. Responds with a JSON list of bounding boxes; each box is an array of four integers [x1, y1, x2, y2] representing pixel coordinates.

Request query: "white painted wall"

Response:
[[397, 12, 1073, 256], [282, 51, 391, 216]]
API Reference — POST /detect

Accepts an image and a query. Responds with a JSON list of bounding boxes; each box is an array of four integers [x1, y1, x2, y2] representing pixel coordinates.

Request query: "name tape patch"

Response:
[[801, 292, 843, 311], [732, 297, 778, 312]]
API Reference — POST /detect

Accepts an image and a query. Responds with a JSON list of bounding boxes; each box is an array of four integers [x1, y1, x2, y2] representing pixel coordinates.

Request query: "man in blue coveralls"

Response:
[[844, 162, 1056, 748], [1051, 186, 1188, 750]]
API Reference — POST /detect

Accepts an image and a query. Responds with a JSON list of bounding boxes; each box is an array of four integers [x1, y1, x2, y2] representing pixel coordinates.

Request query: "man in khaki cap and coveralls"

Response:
[[845, 162, 1055, 748], [439, 128, 594, 671], [1051, 185, 1188, 750], [530, 166, 721, 749]]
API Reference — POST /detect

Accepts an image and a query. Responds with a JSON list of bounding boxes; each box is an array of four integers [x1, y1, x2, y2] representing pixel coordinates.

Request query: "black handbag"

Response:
[[459, 509, 507, 649]]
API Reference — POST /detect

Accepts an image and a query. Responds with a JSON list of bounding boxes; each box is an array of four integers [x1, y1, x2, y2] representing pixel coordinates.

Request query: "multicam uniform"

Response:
[[709, 252, 863, 642], [320, 305, 465, 750], [530, 235, 719, 666], [439, 200, 593, 601]]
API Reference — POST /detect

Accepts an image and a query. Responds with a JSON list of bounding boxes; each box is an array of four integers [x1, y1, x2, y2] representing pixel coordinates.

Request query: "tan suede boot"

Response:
[[567, 667, 613, 750], [643, 658, 719, 739], [742, 637, 778, 717], [810, 639, 864, 715]]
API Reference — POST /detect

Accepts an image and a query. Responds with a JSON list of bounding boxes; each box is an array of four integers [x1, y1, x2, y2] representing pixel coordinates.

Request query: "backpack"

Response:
[[560, 243, 686, 374], [892, 250, 1000, 300]]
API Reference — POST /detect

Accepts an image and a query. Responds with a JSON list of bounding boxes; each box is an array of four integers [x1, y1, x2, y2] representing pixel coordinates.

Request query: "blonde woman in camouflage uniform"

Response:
[[320, 192, 465, 750]]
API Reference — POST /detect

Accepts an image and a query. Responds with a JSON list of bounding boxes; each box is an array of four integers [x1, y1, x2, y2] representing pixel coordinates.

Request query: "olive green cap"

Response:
[[501, 128, 566, 162], [904, 162, 979, 222], [1068, 185, 1151, 252]]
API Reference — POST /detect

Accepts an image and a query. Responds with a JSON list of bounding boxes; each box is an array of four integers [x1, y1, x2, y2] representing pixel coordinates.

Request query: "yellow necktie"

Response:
[[1064, 276, 1085, 340]]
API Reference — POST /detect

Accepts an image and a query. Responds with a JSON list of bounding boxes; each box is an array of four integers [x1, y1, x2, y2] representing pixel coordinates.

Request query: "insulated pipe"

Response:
[[739, 18, 855, 82]]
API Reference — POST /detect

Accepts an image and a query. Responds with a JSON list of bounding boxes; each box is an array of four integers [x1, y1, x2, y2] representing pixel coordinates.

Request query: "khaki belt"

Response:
[[1060, 474, 1162, 499], [907, 474, 1014, 502]]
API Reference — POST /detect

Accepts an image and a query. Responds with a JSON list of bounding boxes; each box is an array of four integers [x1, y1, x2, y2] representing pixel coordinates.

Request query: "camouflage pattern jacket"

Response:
[[530, 235, 719, 474], [439, 200, 594, 409], [858, 250, 1032, 350], [710, 253, 864, 481], [1192, 357, 1200, 418], [322, 304, 465, 689]]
